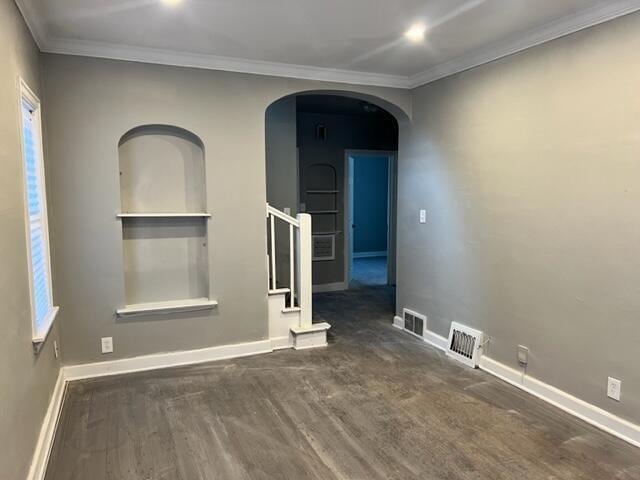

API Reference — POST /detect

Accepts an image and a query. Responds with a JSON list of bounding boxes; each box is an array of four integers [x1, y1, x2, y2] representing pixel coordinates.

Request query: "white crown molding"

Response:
[[15, 0, 640, 89], [44, 37, 413, 89], [408, 0, 640, 87]]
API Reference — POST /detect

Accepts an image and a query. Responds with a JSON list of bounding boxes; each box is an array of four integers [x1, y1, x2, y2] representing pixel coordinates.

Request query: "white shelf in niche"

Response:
[[117, 298, 218, 317], [117, 212, 211, 218]]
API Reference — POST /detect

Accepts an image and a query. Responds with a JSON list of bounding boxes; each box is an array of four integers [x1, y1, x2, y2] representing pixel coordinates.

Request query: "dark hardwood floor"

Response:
[[46, 287, 640, 479]]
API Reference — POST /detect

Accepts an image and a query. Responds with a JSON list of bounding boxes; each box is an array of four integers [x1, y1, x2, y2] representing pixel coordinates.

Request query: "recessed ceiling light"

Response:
[[405, 24, 427, 43], [161, 0, 183, 7]]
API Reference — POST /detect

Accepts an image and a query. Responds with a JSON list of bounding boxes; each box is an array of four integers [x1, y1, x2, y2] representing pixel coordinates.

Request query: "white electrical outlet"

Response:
[[283, 207, 291, 215], [517, 345, 529, 365], [101, 337, 114, 354], [53, 340, 60, 359], [419, 209, 427, 224], [607, 377, 621, 401]]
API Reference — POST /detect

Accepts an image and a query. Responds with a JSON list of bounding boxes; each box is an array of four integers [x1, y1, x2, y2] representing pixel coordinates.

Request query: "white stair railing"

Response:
[[266, 204, 312, 328]]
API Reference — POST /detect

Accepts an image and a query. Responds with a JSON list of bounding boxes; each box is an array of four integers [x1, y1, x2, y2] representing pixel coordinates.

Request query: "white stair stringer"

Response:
[[268, 291, 299, 350]]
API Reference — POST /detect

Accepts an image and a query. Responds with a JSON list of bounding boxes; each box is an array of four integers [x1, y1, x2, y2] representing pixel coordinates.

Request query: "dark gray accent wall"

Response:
[[0, 2, 61, 478], [397, 11, 640, 424], [297, 109, 398, 286]]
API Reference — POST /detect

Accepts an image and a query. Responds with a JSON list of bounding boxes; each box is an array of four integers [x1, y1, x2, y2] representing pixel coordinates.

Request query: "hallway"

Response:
[[350, 256, 388, 287], [45, 287, 640, 479]]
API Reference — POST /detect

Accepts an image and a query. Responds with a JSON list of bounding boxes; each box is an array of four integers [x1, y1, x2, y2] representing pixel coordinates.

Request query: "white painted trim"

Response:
[[392, 322, 640, 449], [353, 251, 387, 259], [408, 0, 640, 87], [44, 37, 411, 89], [16, 0, 640, 89], [270, 336, 291, 351], [63, 339, 273, 381], [116, 298, 218, 317], [423, 329, 449, 351], [312, 281, 347, 293], [394, 315, 449, 351], [479, 356, 640, 449], [27, 370, 66, 480]]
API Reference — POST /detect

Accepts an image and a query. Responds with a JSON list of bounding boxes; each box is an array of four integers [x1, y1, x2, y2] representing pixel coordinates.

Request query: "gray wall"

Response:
[[0, 1, 61, 478], [41, 53, 411, 365], [397, 12, 640, 424], [298, 112, 398, 286], [353, 155, 389, 254]]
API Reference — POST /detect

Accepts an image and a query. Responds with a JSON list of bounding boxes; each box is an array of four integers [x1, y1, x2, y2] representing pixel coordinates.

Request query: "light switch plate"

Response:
[[419, 209, 427, 224], [101, 337, 114, 354], [283, 207, 291, 215], [607, 377, 621, 401]]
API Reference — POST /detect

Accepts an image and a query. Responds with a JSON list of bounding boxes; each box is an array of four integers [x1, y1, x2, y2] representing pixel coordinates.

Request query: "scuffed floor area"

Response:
[[46, 287, 640, 479]]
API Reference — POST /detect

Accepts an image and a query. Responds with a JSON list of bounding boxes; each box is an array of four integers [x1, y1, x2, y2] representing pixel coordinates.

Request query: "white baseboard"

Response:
[[479, 356, 640, 449], [64, 339, 273, 381], [313, 281, 347, 293], [423, 329, 449, 351], [353, 251, 387, 259], [27, 370, 67, 480], [29, 337, 279, 477], [393, 315, 449, 351], [270, 336, 291, 350], [392, 318, 640, 449]]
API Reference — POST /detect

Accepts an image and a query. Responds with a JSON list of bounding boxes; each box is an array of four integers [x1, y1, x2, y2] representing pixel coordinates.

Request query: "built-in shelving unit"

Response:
[[304, 164, 340, 262], [116, 124, 215, 316]]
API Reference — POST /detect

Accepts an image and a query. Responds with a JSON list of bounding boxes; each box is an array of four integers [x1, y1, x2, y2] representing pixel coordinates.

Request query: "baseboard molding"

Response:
[[393, 316, 449, 351], [29, 337, 279, 477], [392, 319, 640, 449], [27, 370, 67, 480], [479, 356, 640, 449], [353, 251, 387, 259], [64, 339, 273, 381], [312, 281, 347, 293], [270, 336, 291, 350]]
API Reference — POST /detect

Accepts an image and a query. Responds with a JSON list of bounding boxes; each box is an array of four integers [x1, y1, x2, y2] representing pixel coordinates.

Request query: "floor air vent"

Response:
[[403, 308, 425, 338], [447, 322, 483, 368]]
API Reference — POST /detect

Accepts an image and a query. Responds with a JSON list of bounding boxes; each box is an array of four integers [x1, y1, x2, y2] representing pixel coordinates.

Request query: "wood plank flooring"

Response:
[[46, 287, 640, 479]]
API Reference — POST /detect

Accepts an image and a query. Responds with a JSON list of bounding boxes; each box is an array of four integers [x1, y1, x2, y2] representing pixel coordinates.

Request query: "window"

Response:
[[19, 79, 58, 345]]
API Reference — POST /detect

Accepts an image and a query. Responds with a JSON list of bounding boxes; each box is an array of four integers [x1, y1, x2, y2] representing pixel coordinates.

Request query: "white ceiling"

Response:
[[16, 0, 640, 88]]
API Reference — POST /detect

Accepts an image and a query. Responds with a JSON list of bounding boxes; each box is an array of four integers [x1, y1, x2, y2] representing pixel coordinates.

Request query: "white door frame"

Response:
[[343, 150, 397, 287]]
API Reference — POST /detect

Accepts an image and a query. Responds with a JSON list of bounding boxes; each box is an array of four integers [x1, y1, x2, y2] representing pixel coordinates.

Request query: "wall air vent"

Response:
[[447, 322, 484, 368], [312, 234, 335, 261], [402, 308, 425, 338]]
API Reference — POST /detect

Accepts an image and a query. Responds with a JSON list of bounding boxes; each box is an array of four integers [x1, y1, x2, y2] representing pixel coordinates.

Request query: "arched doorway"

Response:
[[264, 91, 406, 295]]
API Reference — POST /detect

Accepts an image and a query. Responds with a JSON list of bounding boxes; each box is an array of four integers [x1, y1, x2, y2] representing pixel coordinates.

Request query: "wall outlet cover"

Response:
[[517, 345, 529, 365], [607, 377, 621, 401], [419, 209, 427, 224], [101, 337, 114, 354], [53, 340, 60, 359]]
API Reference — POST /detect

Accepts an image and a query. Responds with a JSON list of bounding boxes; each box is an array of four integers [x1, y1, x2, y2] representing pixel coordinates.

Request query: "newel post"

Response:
[[296, 213, 313, 329]]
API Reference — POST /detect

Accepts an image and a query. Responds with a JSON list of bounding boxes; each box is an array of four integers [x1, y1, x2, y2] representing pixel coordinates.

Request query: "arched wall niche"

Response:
[[118, 124, 206, 214], [116, 124, 212, 313]]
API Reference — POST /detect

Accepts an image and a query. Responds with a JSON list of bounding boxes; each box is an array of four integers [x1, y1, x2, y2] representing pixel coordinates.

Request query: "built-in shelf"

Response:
[[307, 210, 339, 214], [312, 231, 342, 235], [306, 190, 340, 194], [117, 212, 211, 218], [116, 298, 218, 317]]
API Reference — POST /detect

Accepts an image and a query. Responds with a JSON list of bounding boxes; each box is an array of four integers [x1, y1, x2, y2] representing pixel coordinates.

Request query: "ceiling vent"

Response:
[[447, 322, 483, 368], [402, 308, 425, 338]]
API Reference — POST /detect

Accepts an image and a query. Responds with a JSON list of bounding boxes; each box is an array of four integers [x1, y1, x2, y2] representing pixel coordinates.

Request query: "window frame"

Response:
[[18, 77, 59, 346]]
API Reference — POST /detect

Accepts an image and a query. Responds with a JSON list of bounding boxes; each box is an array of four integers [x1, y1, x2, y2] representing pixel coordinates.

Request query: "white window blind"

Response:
[[19, 80, 58, 344]]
